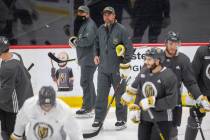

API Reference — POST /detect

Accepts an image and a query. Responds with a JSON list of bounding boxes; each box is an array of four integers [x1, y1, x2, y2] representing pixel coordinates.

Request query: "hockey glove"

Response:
[[140, 96, 156, 111], [119, 63, 131, 79], [196, 95, 210, 111], [129, 104, 141, 124], [9, 133, 22, 140], [181, 92, 196, 107], [120, 85, 138, 106], [68, 36, 78, 48], [116, 44, 125, 57]]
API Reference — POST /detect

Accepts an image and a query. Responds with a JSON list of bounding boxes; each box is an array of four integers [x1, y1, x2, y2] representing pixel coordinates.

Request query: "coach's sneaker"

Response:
[[75, 108, 94, 118], [115, 121, 127, 130], [92, 121, 102, 130]]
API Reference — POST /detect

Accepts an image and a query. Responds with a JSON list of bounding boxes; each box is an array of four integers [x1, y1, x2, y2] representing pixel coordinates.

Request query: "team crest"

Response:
[[38, 126, 48, 139], [142, 82, 157, 97], [34, 122, 53, 139], [59, 73, 66, 83], [206, 64, 210, 80]]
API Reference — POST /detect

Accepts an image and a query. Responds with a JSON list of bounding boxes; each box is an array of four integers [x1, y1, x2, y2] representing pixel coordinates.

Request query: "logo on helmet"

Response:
[[166, 31, 180, 42]]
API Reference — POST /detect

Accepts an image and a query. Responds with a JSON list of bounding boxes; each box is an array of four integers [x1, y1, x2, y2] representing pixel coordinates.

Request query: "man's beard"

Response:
[[166, 47, 177, 57], [147, 63, 157, 72]]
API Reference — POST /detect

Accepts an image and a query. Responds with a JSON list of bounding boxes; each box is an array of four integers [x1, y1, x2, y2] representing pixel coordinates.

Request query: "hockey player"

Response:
[[70, 5, 97, 117], [157, 31, 210, 140], [51, 51, 74, 91], [0, 36, 33, 140], [10, 86, 83, 140], [121, 47, 178, 140], [92, 6, 134, 130], [185, 44, 210, 140]]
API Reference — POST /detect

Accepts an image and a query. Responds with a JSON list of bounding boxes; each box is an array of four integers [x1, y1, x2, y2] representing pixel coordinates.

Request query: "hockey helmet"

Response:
[[57, 51, 69, 67], [145, 48, 165, 63], [165, 31, 181, 42], [39, 86, 56, 106], [0, 36, 9, 54]]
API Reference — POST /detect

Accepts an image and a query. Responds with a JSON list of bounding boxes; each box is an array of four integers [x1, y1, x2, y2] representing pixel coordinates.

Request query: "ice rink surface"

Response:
[[74, 107, 210, 140]]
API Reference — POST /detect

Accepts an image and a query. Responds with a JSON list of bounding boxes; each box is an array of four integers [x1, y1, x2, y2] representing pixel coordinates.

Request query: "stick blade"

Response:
[[83, 125, 102, 138], [27, 63, 34, 71], [48, 52, 61, 63]]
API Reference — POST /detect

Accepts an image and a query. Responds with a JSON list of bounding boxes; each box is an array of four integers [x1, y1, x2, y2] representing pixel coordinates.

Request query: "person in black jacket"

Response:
[[121, 48, 178, 140], [185, 44, 210, 140], [132, 0, 171, 43], [70, 6, 97, 117], [92, 6, 134, 130], [0, 36, 33, 139], [162, 31, 209, 140]]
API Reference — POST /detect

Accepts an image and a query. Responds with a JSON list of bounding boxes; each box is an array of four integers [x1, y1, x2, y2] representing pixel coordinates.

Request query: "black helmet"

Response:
[[165, 31, 181, 42], [145, 48, 165, 63], [0, 36, 9, 54], [39, 86, 56, 106]]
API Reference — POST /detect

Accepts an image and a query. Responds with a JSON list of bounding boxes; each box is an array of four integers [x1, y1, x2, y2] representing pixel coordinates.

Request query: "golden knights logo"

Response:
[[142, 82, 157, 97], [33, 122, 53, 140], [59, 73, 66, 83], [206, 64, 210, 80]]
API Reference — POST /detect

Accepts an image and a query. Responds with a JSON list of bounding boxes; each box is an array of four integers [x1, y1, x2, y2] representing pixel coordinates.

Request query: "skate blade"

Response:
[[115, 125, 127, 131], [75, 113, 94, 119], [92, 126, 103, 131]]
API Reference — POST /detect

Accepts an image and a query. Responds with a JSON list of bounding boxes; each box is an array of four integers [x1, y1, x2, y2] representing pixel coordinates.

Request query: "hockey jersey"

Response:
[[0, 52, 33, 113], [132, 67, 178, 122], [13, 96, 83, 140], [192, 46, 210, 97], [56, 67, 73, 91], [163, 52, 202, 101]]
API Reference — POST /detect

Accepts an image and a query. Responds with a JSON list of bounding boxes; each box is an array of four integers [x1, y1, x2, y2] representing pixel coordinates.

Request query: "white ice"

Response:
[[74, 107, 210, 140]]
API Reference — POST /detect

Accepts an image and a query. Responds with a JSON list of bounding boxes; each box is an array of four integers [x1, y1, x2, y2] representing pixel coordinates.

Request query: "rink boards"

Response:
[[10, 44, 207, 107]]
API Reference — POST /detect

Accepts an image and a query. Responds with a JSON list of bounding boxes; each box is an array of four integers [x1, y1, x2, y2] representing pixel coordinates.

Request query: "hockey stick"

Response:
[[192, 108, 206, 140], [49, 52, 59, 86], [147, 109, 165, 140], [27, 63, 34, 71], [48, 52, 76, 63], [49, 53, 55, 68], [83, 76, 131, 138]]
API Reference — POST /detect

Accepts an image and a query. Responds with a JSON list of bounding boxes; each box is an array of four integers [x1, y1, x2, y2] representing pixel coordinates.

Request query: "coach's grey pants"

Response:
[[80, 65, 96, 110], [94, 71, 127, 122]]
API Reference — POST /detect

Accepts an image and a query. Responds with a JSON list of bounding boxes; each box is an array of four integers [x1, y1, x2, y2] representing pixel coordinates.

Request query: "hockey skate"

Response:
[[75, 108, 94, 118], [92, 121, 102, 130], [115, 121, 127, 130]]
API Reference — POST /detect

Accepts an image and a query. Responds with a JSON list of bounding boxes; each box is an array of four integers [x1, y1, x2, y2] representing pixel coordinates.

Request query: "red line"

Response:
[[10, 43, 209, 49], [133, 43, 209, 47], [10, 45, 71, 49]]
